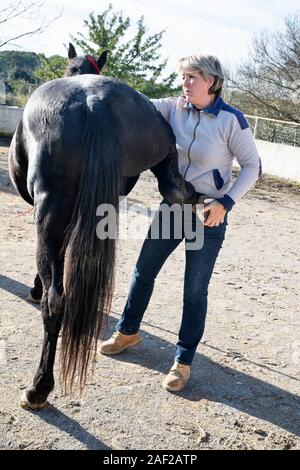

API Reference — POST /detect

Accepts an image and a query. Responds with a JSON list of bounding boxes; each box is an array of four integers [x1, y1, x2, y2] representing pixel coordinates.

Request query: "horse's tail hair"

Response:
[[60, 105, 121, 393]]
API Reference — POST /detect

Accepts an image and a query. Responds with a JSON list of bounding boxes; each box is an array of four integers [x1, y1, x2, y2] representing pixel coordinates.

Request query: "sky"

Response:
[[1, 0, 299, 79]]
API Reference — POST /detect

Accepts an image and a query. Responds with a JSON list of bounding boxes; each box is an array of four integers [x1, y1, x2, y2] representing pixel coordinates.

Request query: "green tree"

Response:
[[70, 3, 179, 97], [0, 50, 41, 82], [0, 50, 42, 106], [35, 55, 67, 82]]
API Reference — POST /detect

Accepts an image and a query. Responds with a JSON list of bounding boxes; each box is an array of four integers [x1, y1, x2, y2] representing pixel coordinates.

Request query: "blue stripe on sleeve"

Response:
[[221, 103, 249, 130]]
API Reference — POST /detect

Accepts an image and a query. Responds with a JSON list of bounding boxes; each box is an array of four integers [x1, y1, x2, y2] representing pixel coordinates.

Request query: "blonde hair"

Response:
[[177, 55, 224, 96]]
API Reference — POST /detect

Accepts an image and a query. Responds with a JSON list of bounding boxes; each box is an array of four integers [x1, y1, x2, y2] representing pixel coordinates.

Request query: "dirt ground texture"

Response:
[[0, 141, 300, 450]]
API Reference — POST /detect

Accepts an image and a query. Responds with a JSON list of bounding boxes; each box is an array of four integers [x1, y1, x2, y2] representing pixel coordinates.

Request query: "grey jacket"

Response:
[[151, 95, 262, 211]]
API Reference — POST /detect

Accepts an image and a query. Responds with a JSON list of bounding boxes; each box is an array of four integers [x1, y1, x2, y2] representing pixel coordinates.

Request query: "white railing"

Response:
[[246, 114, 300, 147]]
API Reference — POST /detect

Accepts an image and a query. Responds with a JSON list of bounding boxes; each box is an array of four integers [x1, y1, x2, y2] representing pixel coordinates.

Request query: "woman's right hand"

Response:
[[203, 201, 226, 227]]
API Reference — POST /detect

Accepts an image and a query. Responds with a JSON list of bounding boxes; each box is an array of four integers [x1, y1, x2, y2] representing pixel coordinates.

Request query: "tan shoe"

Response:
[[162, 362, 191, 392], [98, 331, 142, 355]]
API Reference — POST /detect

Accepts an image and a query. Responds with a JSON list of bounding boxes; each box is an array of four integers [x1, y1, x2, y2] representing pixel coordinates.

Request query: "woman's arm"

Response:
[[207, 113, 261, 226], [221, 115, 262, 208], [150, 97, 176, 122]]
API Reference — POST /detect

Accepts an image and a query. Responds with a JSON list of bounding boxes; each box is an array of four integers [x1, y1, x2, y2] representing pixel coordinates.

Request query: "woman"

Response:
[[99, 55, 262, 392]]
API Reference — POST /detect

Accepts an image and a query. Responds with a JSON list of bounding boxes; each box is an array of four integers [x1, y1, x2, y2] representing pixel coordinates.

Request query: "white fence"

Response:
[[0, 105, 23, 136], [255, 139, 300, 182], [242, 115, 300, 182], [246, 114, 300, 147]]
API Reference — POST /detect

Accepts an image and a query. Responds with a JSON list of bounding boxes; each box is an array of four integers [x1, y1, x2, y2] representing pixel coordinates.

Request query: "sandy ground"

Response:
[[0, 142, 300, 450]]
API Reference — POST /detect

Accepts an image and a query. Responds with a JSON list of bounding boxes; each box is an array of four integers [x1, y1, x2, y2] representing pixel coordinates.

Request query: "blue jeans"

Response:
[[117, 207, 228, 365]]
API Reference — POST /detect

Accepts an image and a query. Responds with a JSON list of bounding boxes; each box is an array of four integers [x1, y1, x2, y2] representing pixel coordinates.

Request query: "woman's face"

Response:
[[181, 70, 214, 105]]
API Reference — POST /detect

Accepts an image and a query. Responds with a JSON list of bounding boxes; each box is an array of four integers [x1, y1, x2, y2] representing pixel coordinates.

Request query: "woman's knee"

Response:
[[184, 291, 208, 307], [131, 266, 156, 288]]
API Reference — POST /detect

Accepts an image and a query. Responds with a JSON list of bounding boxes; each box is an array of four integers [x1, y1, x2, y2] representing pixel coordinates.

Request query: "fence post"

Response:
[[253, 117, 258, 139]]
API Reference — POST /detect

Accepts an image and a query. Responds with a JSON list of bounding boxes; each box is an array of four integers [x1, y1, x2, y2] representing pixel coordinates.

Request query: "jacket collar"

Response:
[[183, 95, 224, 117]]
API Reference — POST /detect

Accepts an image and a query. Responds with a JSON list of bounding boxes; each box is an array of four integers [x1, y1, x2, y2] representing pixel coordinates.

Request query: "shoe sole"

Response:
[[162, 382, 186, 392], [99, 339, 142, 356], [162, 371, 190, 392]]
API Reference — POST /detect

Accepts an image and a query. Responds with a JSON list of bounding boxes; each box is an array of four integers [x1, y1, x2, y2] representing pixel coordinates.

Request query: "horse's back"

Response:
[[23, 75, 176, 176]]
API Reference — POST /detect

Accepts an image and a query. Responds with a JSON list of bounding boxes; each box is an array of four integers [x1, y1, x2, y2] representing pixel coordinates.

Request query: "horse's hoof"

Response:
[[20, 388, 48, 410], [26, 293, 41, 305]]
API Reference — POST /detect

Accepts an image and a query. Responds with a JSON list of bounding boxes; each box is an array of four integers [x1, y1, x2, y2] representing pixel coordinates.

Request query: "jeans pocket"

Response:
[[205, 216, 228, 239]]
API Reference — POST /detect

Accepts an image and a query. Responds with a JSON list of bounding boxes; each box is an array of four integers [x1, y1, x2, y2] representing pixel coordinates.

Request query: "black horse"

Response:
[[28, 43, 190, 304], [9, 45, 194, 409]]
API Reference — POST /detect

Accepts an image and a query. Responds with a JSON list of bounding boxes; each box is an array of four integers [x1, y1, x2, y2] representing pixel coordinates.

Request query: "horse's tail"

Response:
[[60, 105, 121, 393]]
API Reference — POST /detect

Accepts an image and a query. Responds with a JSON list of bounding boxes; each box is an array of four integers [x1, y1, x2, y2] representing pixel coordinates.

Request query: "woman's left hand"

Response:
[[203, 201, 227, 227]]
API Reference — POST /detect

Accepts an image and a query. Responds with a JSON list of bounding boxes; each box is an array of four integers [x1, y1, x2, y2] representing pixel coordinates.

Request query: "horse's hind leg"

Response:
[[27, 273, 43, 304], [21, 206, 66, 410], [150, 152, 197, 205], [8, 120, 34, 206], [9, 122, 43, 303]]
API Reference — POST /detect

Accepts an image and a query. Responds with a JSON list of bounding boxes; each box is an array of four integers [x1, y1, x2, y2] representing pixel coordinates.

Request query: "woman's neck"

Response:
[[192, 94, 216, 110]]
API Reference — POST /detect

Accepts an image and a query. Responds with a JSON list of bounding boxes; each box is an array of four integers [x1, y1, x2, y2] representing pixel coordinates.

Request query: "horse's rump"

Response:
[[23, 74, 175, 182]]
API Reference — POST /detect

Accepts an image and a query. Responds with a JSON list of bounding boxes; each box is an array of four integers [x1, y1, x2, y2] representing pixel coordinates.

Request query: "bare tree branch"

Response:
[[0, 1, 22, 16], [230, 14, 300, 123], [0, 1, 44, 25], [0, 1, 62, 49], [230, 78, 299, 123]]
